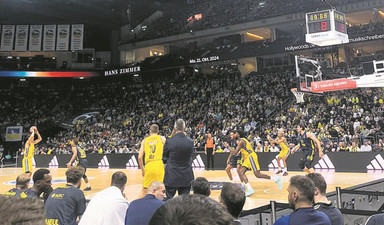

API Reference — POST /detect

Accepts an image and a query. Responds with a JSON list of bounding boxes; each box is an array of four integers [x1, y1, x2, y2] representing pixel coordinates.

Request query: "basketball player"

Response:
[[291, 123, 324, 174], [66, 139, 91, 191], [233, 130, 282, 197], [224, 131, 242, 182], [138, 124, 166, 198], [23, 126, 42, 176], [267, 129, 290, 176]]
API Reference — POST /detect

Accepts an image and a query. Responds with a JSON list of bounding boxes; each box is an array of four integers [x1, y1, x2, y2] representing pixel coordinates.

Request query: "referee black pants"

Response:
[[206, 148, 214, 170]]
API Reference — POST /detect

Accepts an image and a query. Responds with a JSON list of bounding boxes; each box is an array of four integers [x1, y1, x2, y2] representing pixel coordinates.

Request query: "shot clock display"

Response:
[[307, 11, 331, 33], [305, 9, 349, 46]]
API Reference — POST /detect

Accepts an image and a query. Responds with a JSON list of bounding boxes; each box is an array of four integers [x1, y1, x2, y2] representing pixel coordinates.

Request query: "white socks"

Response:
[[245, 183, 252, 190], [86, 183, 91, 188]]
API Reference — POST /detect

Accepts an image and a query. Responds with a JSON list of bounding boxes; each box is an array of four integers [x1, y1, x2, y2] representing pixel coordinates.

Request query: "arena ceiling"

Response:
[[0, 0, 201, 30]]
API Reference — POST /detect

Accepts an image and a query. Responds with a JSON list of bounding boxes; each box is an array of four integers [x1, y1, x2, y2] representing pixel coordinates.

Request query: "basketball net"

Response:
[[291, 88, 305, 103]]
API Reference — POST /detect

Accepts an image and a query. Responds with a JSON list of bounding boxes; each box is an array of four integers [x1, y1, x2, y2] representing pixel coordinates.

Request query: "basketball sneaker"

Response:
[[245, 188, 255, 197], [283, 172, 289, 176], [276, 170, 283, 174], [275, 176, 283, 190], [83, 187, 92, 191]]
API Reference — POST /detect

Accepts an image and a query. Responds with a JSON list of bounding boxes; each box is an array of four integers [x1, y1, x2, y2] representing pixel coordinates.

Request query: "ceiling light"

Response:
[[246, 32, 264, 39]]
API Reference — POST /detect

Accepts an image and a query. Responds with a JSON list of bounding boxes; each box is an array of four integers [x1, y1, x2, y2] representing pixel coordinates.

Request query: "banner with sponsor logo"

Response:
[[43, 25, 56, 51], [0, 25, 15, 51], [6, 126, 23, 142], [14, 25, 29, 51], [71, 24, 84, 51], [56, 24, 70, 51], [104, 66, 141, 76], [29, 25, 43, 51], [311, 78, 357, 92]]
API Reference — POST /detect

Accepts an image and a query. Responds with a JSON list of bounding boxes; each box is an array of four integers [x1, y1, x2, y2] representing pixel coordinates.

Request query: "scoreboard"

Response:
[[306, 9, 348, 46]]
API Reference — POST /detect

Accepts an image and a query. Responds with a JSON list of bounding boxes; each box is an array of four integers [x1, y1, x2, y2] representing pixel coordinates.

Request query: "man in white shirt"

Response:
[[270, 143, 280, 152], [79, 171, 129, 225], [360, 140, 372, 152]]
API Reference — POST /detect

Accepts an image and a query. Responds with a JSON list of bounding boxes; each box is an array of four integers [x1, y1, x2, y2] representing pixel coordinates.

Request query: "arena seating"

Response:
[[2, 59, 384, 155]]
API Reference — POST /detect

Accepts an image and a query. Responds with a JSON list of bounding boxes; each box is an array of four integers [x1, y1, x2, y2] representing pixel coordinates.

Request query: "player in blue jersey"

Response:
[[67, 139, 92, 191], [291, 123, 324, 174]]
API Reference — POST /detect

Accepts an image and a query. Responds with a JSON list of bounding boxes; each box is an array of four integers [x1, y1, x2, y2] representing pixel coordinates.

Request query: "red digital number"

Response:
[[321, 21, 327, 31], [340, 23, 345, 33]]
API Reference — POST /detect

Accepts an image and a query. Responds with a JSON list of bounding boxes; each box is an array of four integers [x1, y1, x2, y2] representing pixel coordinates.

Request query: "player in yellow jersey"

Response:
[[23, 126, 42, 176], [267, 129, 290, 176], [138, 124, 166, 198], [233, 130, 282, 197]]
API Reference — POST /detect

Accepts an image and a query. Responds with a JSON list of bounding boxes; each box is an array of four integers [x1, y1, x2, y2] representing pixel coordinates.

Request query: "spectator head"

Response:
[[149, 194, 235, 225], [148, 181, 166, 200], [111, 171, 127, 192], [150, 124, 159, 135], [16, 173, 31, 190], [192, 177, 211, 196], [288, 175, 315, 210], [174, 119, 186, 132], [32, 168, 52, 194], [219, 182, 246, 219], [66, 166, 84, 188], [207, 133, 212, 139], [0, 195, 45, 225], [306, 173, 327, 202], [364, 139, 369, 145]]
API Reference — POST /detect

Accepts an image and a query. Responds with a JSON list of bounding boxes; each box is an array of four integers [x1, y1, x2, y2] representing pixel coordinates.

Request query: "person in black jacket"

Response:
[[306, 173, 344, 225], [163, 118, 194, 199]]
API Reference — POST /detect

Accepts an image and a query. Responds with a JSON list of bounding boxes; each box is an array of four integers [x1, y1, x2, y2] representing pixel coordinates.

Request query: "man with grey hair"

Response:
[[125, 181, 166, 225], [163, 118, 194, 199]]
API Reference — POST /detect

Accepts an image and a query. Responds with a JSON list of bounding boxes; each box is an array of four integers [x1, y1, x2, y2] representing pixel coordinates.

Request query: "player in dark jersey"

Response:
[[6, 169, 52, 200], [307, 173, 344, 225], [291, 123, 324, 174], [67, 139, 92, 191], [5, 173, 31, 198], [45, 166, 86, 225], [224, 131, 243, 182]]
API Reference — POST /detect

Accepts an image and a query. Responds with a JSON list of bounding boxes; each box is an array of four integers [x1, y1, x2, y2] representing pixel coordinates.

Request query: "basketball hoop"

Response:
[[291, 88, 305, 103]]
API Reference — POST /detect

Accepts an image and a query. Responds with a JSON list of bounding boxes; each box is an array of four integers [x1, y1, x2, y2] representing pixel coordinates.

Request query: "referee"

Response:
[[205, 133, 215, 170]]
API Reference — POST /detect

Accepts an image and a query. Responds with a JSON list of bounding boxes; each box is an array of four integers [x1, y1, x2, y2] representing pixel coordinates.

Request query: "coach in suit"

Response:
[[163, 118, 194, 199]]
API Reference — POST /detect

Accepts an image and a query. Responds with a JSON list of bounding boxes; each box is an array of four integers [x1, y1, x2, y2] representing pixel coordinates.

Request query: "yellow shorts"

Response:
[[143, 160, 164, 188], [22, 157, 33, 173], [241, 152, 260, 172], [278, 147, 289, 158]]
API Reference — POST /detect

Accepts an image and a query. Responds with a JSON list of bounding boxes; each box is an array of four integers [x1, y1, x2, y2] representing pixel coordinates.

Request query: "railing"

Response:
[[239, 179, 384, 224]]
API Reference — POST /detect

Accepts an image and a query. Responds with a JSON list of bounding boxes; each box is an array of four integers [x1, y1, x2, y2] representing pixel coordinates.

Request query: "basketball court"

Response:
[[1, 167, 382, 210]]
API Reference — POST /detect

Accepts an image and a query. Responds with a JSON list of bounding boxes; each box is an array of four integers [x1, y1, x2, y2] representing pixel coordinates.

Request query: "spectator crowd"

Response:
[[3, 63, 384, 156]]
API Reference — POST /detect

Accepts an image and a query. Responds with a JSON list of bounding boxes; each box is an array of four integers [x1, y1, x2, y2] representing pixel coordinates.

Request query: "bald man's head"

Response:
[[148, 181, 166, 201], [16, 174, 31, 190]]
